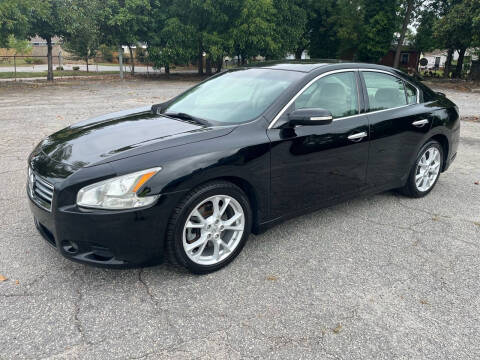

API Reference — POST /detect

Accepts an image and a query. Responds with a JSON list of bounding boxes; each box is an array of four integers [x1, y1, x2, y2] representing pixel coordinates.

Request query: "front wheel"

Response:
[[165, 181, 252, 274], [400, 140, 443, 198]]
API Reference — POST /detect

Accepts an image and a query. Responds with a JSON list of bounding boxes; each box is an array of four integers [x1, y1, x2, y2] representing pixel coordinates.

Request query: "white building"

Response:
[[285, 50, 310, 60], [421, 49, 479, 69]]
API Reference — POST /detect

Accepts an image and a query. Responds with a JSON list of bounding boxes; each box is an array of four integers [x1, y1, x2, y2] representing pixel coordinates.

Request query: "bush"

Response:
[[25, 57, 43, 65], [72, 66, 80, 71], [56, 66, 64, 71], [99, 44, 114, 63]]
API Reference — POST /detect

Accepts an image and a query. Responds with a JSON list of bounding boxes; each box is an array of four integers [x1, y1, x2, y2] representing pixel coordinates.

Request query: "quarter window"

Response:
[[404, 82, 417, 104], [294, 72, 359, 119], [363, 72, 408, 111]]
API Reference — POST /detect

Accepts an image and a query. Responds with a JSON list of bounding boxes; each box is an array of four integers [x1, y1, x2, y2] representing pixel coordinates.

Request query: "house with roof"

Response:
[[420, 49, 479, 69], [29, 36, 66, 61]]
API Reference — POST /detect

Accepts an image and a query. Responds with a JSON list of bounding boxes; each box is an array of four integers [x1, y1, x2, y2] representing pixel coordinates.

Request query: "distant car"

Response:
[[28, 62, 460, 273]]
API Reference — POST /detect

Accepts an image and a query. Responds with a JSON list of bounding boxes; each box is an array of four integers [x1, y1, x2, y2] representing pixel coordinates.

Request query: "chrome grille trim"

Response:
[[28, 169, 54, 212]]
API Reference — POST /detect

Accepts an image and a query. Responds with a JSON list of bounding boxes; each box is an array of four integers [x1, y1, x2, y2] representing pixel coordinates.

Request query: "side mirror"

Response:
[[436, 91, 446, 97], [287, 108, 333, 126]]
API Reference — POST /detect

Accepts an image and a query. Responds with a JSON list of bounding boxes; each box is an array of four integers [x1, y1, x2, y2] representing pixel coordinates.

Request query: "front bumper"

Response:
[[28, 189, 186, 268]]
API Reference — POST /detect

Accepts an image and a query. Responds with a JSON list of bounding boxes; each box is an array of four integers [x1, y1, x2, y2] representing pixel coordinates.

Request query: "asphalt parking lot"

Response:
[[0, 78, 479, 359]]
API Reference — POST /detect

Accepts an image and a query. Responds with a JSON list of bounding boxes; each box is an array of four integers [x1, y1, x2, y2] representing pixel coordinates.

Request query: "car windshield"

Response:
[[161, 69, 303, 125]]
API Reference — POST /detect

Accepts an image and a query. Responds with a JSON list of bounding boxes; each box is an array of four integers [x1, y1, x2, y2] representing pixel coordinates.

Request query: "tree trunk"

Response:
[[415, 52, 420, 73], [118, 46, 124, 79], [165, 63, 170, 74], [215, 56, 223, 73], [454, 48, 466, 78], [128, 45, 135, 75], [86, 57, 89, 72], [198, 48, 204, 74], [206, 56, 212, 75], [393, 0, 415, 68], [46, 37, 53, 81], [294, 47, 303, 60], [443, 48, 453, 78]]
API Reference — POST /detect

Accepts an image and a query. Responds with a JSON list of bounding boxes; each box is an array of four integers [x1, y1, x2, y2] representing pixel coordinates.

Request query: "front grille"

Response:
[[28, 168, 54, 211]]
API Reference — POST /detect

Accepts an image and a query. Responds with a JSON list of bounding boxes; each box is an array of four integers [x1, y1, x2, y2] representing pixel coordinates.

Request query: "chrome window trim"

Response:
[[268, 69, 361, 129], [268, 68, 421, 129]]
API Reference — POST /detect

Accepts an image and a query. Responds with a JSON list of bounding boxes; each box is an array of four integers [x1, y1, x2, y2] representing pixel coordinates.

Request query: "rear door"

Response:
[[360, 70, 433, 189]]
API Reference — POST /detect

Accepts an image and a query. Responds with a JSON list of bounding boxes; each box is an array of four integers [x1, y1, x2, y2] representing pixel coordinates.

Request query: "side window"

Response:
[[363, 72, 407, 111], [294, 72, 359, 119], [404, 82, 417, 104]]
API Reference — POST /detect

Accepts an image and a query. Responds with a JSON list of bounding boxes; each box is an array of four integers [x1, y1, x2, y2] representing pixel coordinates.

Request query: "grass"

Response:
[[0, 70, 119, 79], [0, 59, 31, 67]]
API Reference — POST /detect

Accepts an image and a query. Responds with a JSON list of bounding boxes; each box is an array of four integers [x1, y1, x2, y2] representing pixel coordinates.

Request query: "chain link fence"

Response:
[[0, 54, 184, 81]]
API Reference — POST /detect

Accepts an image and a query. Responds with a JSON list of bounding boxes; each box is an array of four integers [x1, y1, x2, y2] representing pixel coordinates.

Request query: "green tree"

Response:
[[232, 0, 277, 64], [308, 0, 339, 59], [426, 0, 463, 77], [62, 0, 101, 72], [393, 0, 418, 68], [7, 35, 32, 54], [99, 0, 151, 75], [357, 0, 397, 63], [147, 16, 196, 74], [331, 0, 364, 60], [434, 0, 480, 77], [27, 0, 70, 81], [0, 0, 30, 47], [273, 0, 308, 59], [413, 9, 439, 69], [161, 0, 242, 74]]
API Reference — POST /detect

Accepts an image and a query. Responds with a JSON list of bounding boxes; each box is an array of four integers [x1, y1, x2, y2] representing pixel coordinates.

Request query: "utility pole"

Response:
[[119, 46, 124, 79]]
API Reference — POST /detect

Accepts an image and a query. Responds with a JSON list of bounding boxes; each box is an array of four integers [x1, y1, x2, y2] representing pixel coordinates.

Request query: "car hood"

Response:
[[33, 106, 234, 170]]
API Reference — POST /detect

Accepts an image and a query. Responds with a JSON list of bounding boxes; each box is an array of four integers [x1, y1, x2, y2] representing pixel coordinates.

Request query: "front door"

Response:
[[267, 70, 370, 219]]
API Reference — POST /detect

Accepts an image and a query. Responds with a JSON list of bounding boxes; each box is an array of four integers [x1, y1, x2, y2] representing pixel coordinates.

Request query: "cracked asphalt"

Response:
[[0, 78, 479, 359]]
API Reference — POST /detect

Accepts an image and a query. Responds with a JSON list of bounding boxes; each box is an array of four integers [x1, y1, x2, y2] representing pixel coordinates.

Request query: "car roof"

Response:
[[251, 61, 397, 74], [258, 63, 330, 72]]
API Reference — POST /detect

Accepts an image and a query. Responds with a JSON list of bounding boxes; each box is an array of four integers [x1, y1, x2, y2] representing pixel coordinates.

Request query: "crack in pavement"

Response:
[[137, 268, 184, 344], [72, 269, 88, 347]]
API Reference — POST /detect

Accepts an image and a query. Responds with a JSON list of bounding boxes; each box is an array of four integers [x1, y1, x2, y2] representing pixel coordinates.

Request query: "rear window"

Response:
[[363, 72, 407, 111]]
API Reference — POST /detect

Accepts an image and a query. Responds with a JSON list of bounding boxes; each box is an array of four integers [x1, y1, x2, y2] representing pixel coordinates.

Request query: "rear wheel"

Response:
[[165, 181, 252, 274], [400, 140, 443, 198]]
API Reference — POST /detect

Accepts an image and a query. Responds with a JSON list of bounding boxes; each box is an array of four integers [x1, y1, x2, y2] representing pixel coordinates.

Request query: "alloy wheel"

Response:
[[415, 146, 441, 192], [182, 195, 245, 265]]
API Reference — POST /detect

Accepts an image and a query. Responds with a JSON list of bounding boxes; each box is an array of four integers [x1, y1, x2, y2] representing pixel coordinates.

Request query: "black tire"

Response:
[[165, 181, 252, 274], [399, 140, 443, 198]]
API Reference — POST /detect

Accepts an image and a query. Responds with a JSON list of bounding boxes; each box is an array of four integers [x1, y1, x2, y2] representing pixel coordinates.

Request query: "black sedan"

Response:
[[27, 62, 460, 273]]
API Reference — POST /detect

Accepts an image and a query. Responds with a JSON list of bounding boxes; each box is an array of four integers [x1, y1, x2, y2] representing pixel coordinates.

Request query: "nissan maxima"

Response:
[[27, 62, 460, 273]]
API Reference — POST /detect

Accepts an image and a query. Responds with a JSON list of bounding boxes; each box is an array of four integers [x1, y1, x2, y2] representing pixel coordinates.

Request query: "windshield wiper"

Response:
[[163, 112, 210, 126]]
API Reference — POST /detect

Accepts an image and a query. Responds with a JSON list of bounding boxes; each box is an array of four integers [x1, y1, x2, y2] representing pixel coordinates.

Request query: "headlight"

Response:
[[76, 167, 162, 210]]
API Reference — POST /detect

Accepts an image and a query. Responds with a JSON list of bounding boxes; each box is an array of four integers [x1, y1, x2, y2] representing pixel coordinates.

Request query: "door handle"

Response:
[[348, 131, 367, 141], [412, 119, 429, 127]]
